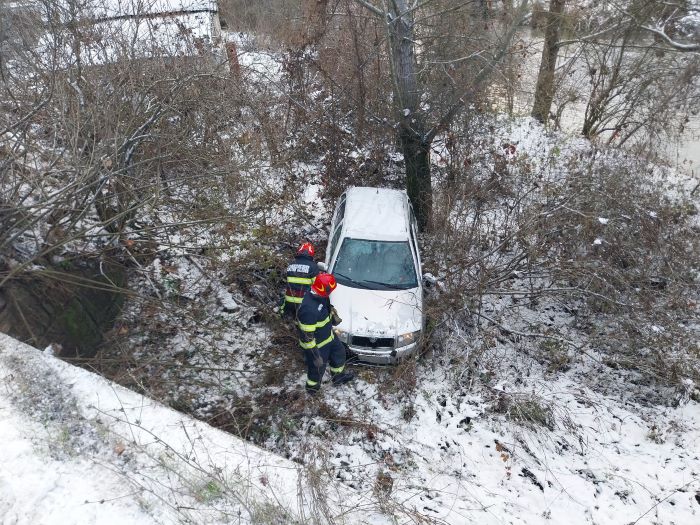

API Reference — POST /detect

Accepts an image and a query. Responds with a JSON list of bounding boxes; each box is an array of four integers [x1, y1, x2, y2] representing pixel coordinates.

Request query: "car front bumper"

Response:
[[346, 341, 418, 365]]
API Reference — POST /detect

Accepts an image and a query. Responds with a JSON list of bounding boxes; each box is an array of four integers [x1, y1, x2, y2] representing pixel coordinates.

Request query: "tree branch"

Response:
[[353, 0, 384, 17], [424, 0, 530, 144], [640, 24, 700, 52]]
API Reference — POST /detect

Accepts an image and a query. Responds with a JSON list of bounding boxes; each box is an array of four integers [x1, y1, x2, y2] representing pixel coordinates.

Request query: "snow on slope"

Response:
[[66, 0, 217, 19], [0, 333, 387, 525], [305, 354, 700, 525]]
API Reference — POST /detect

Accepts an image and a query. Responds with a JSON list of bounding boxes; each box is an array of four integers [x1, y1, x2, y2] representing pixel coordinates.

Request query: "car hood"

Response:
[[332, 283, 422, 337]]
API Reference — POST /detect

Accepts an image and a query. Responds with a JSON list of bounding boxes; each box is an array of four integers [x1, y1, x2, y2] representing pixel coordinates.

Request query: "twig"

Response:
[[475, 311, 579, 349], [630, 478, 700, 524]]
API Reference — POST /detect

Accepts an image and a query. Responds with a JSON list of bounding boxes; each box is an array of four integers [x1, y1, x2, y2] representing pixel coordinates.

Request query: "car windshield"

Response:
[[332, 238, 418, 290]]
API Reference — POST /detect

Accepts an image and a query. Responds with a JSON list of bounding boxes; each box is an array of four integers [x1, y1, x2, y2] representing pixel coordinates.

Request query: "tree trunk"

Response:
[[347, 4, 366, 140], [388, 2, 420, 113], [401, 125, 432, 231], [387, 0, 432, 229], [353, 0, 528, 227], [531, 0, 565, 124]]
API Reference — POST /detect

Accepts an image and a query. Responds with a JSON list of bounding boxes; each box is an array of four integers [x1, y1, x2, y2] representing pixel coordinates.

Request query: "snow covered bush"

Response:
[[523, 152, 699, 397], [423, 116, 699, 406]]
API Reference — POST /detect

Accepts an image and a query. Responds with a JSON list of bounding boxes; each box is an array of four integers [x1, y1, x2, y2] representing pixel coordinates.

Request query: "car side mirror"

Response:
[[422, 272, 437, 287], [318, 261, 328, 272]]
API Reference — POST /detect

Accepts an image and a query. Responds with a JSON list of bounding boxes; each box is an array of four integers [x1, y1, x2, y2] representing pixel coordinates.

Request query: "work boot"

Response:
[[331, 370, 355, 386], [305, 382, 321, 395]]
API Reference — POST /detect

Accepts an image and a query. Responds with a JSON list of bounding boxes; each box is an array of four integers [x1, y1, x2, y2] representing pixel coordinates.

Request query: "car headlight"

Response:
[[333, 328, 348, 343], [396, 330, 421, 348]]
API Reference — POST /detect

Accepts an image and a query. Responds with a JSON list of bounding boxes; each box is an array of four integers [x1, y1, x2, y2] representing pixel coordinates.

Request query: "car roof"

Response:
[[342, 186, 411, 241]]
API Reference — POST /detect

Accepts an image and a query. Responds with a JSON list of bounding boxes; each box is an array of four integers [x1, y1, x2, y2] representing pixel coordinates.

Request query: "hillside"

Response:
[[2, 2, 699, 524], [0, 332, 388, 524], [2, 332, 699, 524]]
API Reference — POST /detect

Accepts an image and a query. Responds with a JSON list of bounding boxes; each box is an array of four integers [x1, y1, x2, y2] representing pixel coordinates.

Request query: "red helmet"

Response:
[[311, 273, 337, 297], [297, 242, 315, 257]]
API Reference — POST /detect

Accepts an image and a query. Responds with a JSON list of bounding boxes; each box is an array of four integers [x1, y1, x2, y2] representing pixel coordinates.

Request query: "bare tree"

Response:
[[531, 0, 565, 123], [576, 3, 700, 143], [630, 0, 700, 52], [527, 0, 700, 145], [0, 0, 251, 352], [350, 0, 529, 230]]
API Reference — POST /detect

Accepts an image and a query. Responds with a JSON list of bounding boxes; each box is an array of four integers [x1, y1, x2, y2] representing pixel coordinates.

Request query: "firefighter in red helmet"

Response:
[[297, 272, 354, 393], [280, 242, 319, 318]]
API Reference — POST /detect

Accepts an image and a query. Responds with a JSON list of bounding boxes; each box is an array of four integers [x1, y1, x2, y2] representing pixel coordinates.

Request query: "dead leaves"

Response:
[[495, 440, 512, 479]]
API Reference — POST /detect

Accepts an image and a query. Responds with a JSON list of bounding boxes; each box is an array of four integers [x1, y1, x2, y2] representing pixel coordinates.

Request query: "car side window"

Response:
[[409, 224, 421, 274], [328, 221, 343, 266], [336, 196, 346, 224], [409, 204, 417, 231], [406, 203, 420, 274], [331, 194, 346, 231]]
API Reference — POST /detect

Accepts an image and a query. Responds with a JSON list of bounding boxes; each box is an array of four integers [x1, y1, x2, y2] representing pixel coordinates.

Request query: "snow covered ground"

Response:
[[330, 366, 700, 524], [2, 329, 699, 524], [0, 333, 387, 525]]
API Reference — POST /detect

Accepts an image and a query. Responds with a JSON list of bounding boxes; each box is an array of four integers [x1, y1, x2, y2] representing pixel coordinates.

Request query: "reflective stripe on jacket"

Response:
[[297, 292, 334, 350], [284, 254, 319, 305]]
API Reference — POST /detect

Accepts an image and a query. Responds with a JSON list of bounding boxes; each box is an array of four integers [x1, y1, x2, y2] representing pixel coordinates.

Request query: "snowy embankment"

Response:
[[0, 333, 385, 525], [2, 331, 699, 525], [313, 349, 700, 525]]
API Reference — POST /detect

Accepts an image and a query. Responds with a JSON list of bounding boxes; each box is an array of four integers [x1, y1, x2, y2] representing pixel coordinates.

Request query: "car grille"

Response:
[[350, 336, 395, 349]]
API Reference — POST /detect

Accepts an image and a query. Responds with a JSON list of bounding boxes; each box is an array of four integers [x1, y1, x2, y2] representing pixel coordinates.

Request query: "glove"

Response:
[[330, 306, 342, 326], [311, 349, 323, 368]]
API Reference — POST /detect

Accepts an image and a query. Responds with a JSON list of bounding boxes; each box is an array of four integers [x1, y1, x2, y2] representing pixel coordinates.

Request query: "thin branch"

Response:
[[630, 478, 700, 524], [424, 0, 529, 144], [556, 21, 626, 48], [640, 24, 700, 52], [354, 0, 384, 17]]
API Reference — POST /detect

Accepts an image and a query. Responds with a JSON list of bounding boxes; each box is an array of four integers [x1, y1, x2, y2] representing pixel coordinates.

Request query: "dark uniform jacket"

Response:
[[297, 292, 336, 350], [283, 254, 319, 310]]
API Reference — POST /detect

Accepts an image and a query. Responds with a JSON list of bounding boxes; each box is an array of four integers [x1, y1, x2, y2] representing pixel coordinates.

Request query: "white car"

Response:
[[325, 187, 425, 364]]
